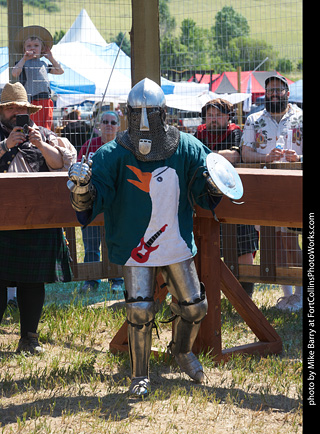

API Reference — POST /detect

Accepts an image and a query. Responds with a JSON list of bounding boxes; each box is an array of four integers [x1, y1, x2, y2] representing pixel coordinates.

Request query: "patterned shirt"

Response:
[[240, 104, 303, 157]]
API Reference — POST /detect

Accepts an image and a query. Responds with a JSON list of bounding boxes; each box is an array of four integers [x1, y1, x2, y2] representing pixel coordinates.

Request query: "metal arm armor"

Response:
[[69, 182, 96, 212]]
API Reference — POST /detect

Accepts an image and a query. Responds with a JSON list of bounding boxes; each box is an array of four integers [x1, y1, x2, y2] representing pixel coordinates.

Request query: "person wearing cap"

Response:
[[12, 25, 64, 130], [0, 82, 76, 354], [241, 74, 302, 164], [195, 98, 259, 298], [241, 74, 303, 311]]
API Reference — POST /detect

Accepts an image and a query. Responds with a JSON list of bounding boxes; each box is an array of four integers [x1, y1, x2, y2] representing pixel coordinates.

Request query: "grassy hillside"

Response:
[[0, 0, 302, 62], [0, 1, 132, 46], [169, 0, 302, 62]]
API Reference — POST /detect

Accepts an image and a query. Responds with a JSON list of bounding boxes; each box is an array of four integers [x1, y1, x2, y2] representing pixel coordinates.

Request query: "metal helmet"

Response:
[[127, 78, 166, 131], [117, 78, 180, 161]]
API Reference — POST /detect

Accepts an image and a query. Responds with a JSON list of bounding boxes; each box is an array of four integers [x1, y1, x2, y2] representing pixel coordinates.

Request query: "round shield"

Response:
[[206, 153, 243, 200]]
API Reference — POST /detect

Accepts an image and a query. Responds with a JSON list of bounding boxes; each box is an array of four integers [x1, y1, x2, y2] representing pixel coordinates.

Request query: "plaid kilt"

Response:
[[0, 228, 72, 283], [236, 224, 259, 256], [220, 224, 259, 257]]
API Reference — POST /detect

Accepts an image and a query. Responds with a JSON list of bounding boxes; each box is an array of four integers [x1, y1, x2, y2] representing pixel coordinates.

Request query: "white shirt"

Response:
[[241, 104, 303, 156]]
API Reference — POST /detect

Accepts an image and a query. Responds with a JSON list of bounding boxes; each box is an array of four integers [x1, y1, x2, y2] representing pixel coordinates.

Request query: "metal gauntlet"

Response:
[[203, 171, 224, 197], [67, 161, 96, 212]]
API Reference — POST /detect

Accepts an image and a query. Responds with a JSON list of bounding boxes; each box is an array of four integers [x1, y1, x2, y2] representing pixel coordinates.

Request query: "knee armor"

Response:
[[170, 283, 208, 324], [126, 298, 155, 329]]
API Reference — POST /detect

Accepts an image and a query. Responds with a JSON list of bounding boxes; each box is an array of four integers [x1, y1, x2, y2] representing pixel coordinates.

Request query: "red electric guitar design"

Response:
[[131, 224, 168, 263]]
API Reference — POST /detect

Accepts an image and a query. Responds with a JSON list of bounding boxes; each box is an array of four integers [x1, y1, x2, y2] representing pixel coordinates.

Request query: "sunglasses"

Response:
[[265, 88, 287, 95], [101, 119, 118, 125]]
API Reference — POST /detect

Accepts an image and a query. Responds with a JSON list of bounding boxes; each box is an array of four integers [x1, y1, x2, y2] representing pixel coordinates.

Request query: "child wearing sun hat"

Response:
[[12, 25, 64, 130]]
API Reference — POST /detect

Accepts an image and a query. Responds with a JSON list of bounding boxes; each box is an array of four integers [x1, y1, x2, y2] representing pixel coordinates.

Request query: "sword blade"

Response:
[[84, 32, 127, 162]]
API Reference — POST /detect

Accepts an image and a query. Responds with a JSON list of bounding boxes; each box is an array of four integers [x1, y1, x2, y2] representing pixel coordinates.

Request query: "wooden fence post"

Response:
[[7, 0, 23, 82], [131, 0, 160, 86]]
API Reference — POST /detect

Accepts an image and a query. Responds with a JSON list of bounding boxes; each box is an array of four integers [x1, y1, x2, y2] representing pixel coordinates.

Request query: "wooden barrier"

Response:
[[0, 169, 302, 361], [0, 169, 302, 229]]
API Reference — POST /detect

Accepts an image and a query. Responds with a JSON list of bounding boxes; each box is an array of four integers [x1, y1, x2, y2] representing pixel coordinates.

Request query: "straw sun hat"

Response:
[[0, 82, 42, 114], [14, 25, 53, 54]]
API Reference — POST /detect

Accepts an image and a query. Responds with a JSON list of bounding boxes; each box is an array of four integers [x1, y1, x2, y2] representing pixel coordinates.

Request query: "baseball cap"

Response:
[[265, 74, 289, 90]]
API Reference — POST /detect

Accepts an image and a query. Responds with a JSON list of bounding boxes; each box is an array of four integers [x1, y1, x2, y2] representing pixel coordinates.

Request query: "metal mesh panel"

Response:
[[0, 1, 302, 298]]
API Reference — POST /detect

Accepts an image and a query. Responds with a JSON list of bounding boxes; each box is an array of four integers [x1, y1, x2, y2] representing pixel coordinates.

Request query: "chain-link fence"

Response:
[[0, 1, 302, 304]]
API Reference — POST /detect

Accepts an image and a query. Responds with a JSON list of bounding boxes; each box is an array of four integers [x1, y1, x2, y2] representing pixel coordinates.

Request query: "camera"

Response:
[[16, 114, 30, 140]]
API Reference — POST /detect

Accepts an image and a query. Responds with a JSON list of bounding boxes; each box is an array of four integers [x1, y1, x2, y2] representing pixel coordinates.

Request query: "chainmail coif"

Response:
[[116, 110, 180, 162]]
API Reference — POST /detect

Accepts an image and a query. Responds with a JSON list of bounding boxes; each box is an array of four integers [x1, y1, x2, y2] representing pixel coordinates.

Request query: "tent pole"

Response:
[[237, 66, 243, 128]]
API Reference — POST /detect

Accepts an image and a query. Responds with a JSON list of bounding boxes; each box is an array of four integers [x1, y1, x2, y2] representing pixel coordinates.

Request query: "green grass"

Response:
[[0, 283, 302, 433], [44, 280, 124, 306], [169, 0, 302, 62]]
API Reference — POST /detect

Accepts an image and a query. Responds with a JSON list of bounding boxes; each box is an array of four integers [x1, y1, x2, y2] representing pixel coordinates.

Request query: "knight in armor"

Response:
[[67, 78, 226, 396]]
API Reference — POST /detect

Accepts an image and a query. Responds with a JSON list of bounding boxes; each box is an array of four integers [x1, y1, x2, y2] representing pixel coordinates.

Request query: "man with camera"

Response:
[[0, 82, 68, 171], [0, 82, 76, 354]]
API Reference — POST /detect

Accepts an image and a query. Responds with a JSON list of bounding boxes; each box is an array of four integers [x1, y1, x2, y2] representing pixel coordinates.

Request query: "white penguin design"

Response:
[[125, 165, 192, 266]]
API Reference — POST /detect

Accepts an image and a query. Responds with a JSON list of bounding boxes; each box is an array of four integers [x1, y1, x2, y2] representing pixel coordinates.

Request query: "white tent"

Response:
[[51, 41, 132, 106], [165, 91, 251, 112], [0, 9, 219, 110], [48, 9, 131, 107], [0, 46, 9, 88], [59, 9, 107, 46], [0, 10, 132, 105], [52, 10, 211, 108]]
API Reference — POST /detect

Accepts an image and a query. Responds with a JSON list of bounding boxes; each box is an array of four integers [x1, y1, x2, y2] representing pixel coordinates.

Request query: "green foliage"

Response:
[[24, 0, 60, 13], [214, 6, 250, 51], [227, 36, 276, 70], [159, 0, 176, 38], [276, 57, 293, 73], [179, 18, 211, 69], [297, 59, 303, 71], [160, 36, 189, 72], [111, 32, 131, 57], [160, 4, 280, 78], [52, 30, 65, 44]]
